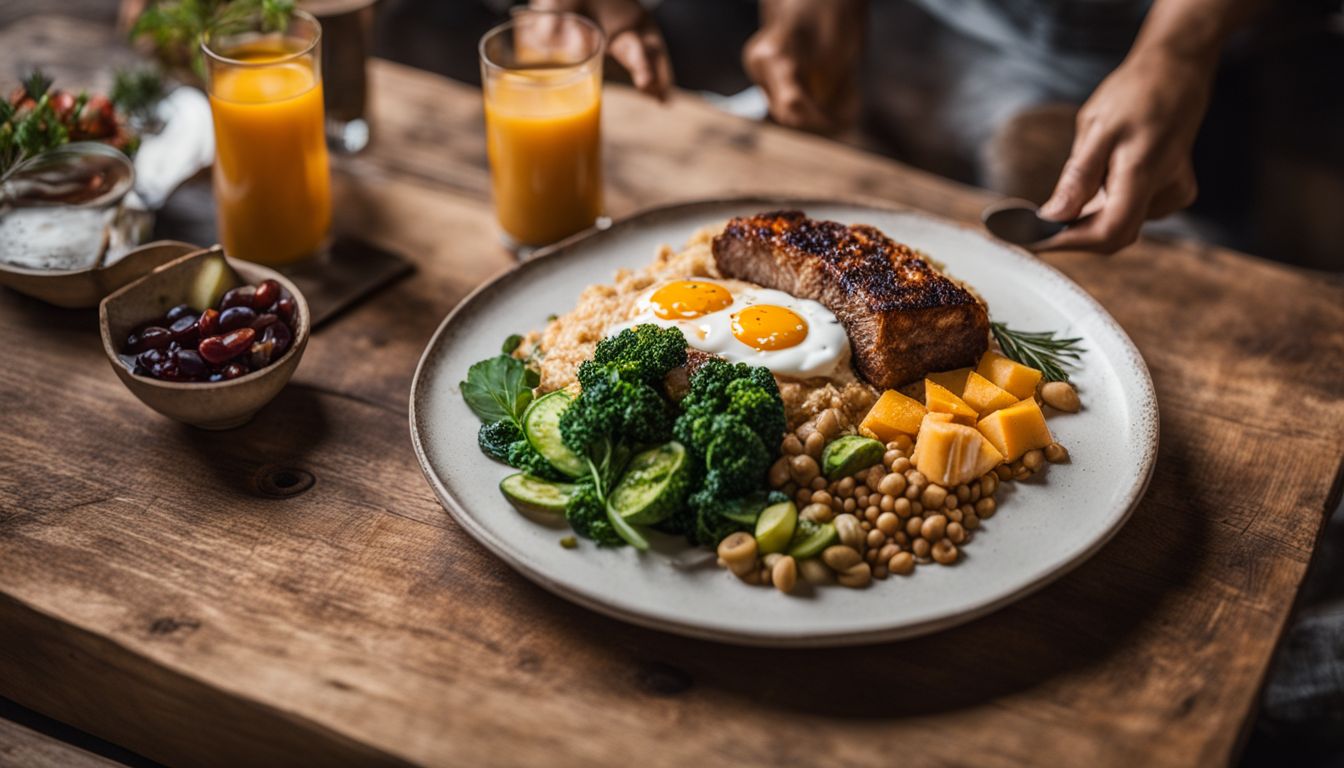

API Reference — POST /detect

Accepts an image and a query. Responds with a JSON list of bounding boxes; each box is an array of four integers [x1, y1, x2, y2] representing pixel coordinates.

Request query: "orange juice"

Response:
[[484, 68, 603, 246], [208, 43, 331, 265]]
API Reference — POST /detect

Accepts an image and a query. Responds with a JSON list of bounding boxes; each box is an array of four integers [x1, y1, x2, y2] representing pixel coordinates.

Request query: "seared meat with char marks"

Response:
[[712, 210, 989, 389]]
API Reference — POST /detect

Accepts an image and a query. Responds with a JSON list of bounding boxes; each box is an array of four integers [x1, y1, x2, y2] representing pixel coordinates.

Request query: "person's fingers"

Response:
[[1039, 119, 1115, 222], [639, 26, 674, 100], [1146, 163, 1198, 219], [608, 29, 658, 96], [1035, 149, 1151, 254], [746, 47, 830, 131]]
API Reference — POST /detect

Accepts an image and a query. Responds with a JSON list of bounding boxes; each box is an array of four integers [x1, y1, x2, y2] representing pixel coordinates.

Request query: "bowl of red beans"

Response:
[[98, 245, 310, 429]]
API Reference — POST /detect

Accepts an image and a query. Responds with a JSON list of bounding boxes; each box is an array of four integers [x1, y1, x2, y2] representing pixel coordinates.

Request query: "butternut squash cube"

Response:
[[924, 380, 978, 426], [976, 398, 1053, 461], [861, 389, 928, 441], [912, 413, 1004, 487], [925, 367, 972, 397], [976, 351, 1043, 400], [960, 371, 1020, 417]]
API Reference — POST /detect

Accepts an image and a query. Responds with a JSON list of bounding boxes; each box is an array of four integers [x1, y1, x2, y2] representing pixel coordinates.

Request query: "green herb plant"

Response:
[[990, 322, 1085, 383], [131, 0, 296, 77]]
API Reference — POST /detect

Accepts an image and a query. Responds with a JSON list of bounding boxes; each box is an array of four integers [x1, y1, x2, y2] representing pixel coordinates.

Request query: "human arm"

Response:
[[1036, 0, 1266, 253], [741, 0, 866, 133]]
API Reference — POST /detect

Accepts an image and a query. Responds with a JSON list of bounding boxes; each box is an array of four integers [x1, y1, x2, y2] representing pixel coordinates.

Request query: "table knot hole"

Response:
[[255, 466, 316, 498]]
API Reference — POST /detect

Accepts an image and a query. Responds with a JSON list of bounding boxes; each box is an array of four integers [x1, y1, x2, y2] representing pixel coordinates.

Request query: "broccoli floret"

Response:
[[478, 419, 522, 463], [578, 325, 688, 389], [560, 367, 674, 454], [700, 413, 771, 498], [479, 419, 565, 480], [565, 479, 623, 547], [675, 359, 785, 450]]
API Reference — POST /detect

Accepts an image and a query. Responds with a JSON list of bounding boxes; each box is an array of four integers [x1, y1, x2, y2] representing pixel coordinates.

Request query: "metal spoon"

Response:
[[982, 198, 1087, 247]]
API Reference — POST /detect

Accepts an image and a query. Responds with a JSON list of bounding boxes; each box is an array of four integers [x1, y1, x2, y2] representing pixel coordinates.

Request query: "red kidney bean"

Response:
[[172, 349, 207, 378], [198, 327, 255, 364], [198, 308, 220, 337], [274, 295, 296, 324], [248, 339, 275, 368], [219, 306, 257, 333], [130, 326, 172, 353], [262, 321, 292, 357], [220, 285, 256, 310], [164, 303, 193, 323], [168, 314, 199, 345], [220, 362, 249, 379], [250, 312, 278, 331], [253, 279, 281, 310]]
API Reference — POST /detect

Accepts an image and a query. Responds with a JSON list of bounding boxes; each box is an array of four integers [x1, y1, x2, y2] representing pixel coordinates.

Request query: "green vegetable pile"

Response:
[[462, 325, 788, 550]]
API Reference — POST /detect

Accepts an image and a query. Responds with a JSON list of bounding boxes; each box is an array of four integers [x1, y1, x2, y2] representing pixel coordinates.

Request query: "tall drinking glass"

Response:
[[204, 11, 332, 266], [480, 11, 605, 252]]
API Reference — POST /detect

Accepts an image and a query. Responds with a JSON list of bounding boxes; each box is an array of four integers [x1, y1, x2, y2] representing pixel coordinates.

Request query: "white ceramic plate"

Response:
[[410, 198, 1158, 647]]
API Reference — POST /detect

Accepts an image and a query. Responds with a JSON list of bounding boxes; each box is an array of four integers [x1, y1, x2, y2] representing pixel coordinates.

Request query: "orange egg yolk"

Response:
[[648, 280, 733, 320], [732, 305, 809, 350]]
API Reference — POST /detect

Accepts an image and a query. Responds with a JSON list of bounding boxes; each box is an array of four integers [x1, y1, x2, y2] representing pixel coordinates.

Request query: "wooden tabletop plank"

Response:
[[2, 15, 1342, 768]]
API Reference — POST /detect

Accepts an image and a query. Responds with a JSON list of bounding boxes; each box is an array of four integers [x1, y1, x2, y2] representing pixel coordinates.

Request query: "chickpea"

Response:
[[855, 484, 870, 498], [768, 457, 791, 488], [921, 484, 948, 510], [781, 434, 803, 456], [975, 497, 996, 518], [879, 494, 896, 513], [1015, 466, 1033, 482], [815, 408, 841, 440], [891, 457, 912, 473], [963, 512, 980, 530], [804, 431, 825, 460], [883, 449, 901, 468], [981, 473, 998, 497], [947, 507, 963, 523], [970, 484, 981, 503], [789, 454, 820, 485], [837, 562, 873, 588], [947, 521, 966, 544], [893, 531, 910, 546], [866, 465, 886, 489], [799, 557, 834, 585], [876, 512, 899, 535], [860, 520, 872, 532], [822, 545, 862, 572], [1040, 381, 1081, 413], [866, 528, 886, 549], [878, 472, 906, 497], [892, 434, 914, 453], [834, 514, 865, 551], [910, 501, 924, 516], [801, 502, 834, 523], [1045, 443, 1070, 463], [906, 516, 924, 538], [904, 483, 921, 500], [911, 538, 931, 558], [794, 489, 812, 507], [865, 505, 880, 522], [717, 532, 757, 576], [889, 551, 915, 575], [932, 539, 959, 565], [873, 564, 889, 580], [835, 476, 856, 497], [893, 497, 913, 518], [813, 476, 830, 491], [856, 492, 870, 509], [906, 470, 927, 487], [771, 556, 798, 593], [921, 514, 948, 542], [955, 484, 971, 503], [796, 422, 816, 441], [811, 490, 833, 508], [843, 498, 857, 513], [762, 553, 783, 569], [1022, 449, 1045, 471], [995, 464, 1013, 481], [877, 542, 900, 562], [864, 548, 880, 564]]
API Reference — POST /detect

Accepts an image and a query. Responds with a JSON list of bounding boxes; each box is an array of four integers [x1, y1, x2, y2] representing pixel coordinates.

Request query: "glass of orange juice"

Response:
[[480, 11, 605, 253], [203, 10, 332, 266]]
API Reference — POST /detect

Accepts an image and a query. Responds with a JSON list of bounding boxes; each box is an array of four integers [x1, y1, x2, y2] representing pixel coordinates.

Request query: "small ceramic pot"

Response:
[[98, 246, 311, 429]]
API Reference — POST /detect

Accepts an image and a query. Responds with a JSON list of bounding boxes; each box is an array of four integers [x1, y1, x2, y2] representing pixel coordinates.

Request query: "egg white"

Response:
[[610, 279, 851, 379]]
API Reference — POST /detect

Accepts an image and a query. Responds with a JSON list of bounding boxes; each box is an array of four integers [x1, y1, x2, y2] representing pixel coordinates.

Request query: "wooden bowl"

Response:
[[98, 246, 311, 430], [0, 240, 201, 308]]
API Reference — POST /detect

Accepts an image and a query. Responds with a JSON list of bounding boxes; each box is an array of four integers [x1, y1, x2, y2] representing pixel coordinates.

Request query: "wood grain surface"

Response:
[[2, 15, 1343, 768]]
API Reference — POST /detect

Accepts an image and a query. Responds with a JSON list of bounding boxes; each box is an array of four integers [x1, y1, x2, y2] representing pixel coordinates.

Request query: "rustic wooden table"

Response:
[[3, 14, 1343, 768]]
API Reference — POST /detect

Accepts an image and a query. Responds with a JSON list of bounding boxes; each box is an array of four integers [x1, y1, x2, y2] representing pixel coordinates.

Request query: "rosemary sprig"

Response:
[[0, 92, 70, 181], [131, 0, 295, 78], [990, 322, 1084, 383]]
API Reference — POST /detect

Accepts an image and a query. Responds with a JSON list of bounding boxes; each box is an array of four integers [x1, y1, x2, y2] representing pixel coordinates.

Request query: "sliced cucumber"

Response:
[[716, 492, 774, 525], [522, 390, 586, 478], [787, 519, 838, 559], [606, 504, 650, 551], [754, 501, 798, 554], [608, 442, 690, 526], [500, 473, 575, 515]]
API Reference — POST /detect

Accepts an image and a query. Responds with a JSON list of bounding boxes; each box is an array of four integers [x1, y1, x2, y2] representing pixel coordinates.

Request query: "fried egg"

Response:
[[610, 278, 850, 379]]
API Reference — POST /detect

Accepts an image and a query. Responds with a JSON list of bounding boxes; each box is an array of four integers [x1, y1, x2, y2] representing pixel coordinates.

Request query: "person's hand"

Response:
[[742, 0, 866, 134], [530, 0, 673, 100], [1035, 49, 1211, 253]]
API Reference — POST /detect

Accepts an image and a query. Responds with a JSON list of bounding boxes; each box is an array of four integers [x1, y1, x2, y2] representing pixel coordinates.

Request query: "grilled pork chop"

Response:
[[713, 211, 989, 389]]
